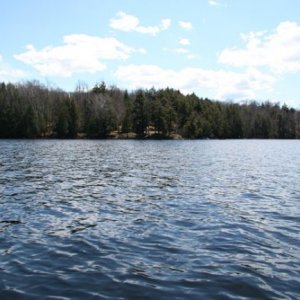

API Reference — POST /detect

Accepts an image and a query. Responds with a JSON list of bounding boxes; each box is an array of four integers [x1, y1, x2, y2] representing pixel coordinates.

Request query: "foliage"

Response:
[[0, 81, 299, 139]]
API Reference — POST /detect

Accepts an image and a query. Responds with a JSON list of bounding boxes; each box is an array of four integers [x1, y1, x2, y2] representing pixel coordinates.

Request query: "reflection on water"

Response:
[[0, 140, 300, 299]]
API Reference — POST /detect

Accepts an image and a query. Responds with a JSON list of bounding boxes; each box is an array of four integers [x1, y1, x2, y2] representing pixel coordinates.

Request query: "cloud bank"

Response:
[[219, 21, 300, 73], [110, 12, 171, 35], [115, 64, 275, 100], [14, 34, 145, 77]]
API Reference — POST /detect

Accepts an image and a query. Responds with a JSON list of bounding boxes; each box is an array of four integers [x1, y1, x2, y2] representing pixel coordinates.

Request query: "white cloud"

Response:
[[163, 46, 198, 60], [14, 34, 144, 77], [179, 38, 190, 46], [110, 12, 171, 35], [110, 12, 139, 32], [178, 21, 193, 30], [0, 67, 25, 81], [138, 48, 147, 55], [175, 48, 190, 54], [208, 0, 219, 6], [0, 54, 26, 81], [161, 19, 171, 31], [114, 64, 275, 100], [219, 21, 300, 73], [165, 38, 194, 59], [187, 54, 198, 60]]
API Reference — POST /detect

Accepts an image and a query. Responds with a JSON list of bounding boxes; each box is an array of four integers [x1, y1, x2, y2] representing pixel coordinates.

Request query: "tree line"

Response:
[[0, 80, 299, 139]]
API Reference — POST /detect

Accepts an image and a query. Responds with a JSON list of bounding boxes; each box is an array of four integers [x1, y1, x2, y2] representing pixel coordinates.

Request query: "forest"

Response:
[[0, 80, 299, 139]]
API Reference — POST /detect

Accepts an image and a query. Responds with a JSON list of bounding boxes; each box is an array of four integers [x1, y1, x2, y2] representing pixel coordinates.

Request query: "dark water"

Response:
[[0, 140, 300, 299]]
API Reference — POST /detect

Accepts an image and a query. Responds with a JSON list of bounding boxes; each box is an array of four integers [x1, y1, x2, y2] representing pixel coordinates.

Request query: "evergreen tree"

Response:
[[132, 91, 148, 136], [0, 80, 299, 139], [56, 102, 70, 138], [68, 99, 79, 138], [19, 105, 40, 138]]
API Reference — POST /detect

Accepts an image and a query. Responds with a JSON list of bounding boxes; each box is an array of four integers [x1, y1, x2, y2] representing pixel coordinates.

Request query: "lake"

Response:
[[0, 140, 300, 299]]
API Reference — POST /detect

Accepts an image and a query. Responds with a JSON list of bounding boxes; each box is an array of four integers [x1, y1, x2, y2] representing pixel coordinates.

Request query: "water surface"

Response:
[[0, 140, 300, 299]]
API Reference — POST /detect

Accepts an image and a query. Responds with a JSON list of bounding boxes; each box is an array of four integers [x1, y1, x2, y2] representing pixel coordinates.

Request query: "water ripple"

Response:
[[0, 140, 300, 299]]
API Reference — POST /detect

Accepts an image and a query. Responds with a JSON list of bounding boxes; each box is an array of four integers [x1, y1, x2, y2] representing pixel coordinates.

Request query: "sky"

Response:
[[1, 0, 300, 108]]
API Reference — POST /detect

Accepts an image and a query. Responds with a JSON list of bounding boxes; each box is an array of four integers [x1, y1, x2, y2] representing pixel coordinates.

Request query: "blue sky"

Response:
[[1, 0, 300, 108]]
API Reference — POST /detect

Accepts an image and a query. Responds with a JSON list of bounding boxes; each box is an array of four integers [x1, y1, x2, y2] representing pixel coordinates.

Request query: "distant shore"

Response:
[[0, 131, 184, 140], [1, 81, 299, 139], [78, 131, 184, 140]]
